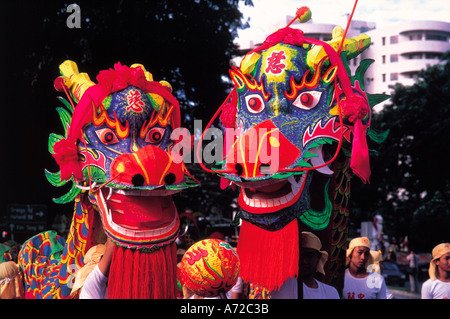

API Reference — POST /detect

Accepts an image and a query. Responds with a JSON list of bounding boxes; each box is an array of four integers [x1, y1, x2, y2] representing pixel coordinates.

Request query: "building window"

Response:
[[390, 54, 399, 63], [407, 53, 423, 59], [390, 35, 399, 44], [425, 52, 442, 59], [409, 33, 422, 41], [405, 72, 419, 79], [390, 73, 398, 81], [382, 74, 386, 82], [382, 37, 386, 46], [382, 55, 386, 64], [425, 33, 448, 41]]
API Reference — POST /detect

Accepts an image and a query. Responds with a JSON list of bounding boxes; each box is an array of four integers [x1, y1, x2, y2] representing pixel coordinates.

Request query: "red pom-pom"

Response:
[[53, 77, 67, 92], [341, 94, 369, 123], [52, 138, 83, 181], [220, 103, 237, 128]]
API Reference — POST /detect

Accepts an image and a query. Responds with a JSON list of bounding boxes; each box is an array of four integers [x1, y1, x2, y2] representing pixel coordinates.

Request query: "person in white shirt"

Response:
[[421, 242, 450, 299], [79, 238, 114, 299], [343, 237, 387, 299], [271, 232, 340, 299], [369, 249, 395, 299]]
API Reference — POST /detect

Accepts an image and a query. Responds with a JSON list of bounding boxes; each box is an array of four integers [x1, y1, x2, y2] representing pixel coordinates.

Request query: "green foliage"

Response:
[[350, 51, 450, 252], [1, 1, 254, 227]]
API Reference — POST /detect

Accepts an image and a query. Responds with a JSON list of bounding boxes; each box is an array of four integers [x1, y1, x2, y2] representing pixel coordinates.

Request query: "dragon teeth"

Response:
[[242, 174, 306, 208]]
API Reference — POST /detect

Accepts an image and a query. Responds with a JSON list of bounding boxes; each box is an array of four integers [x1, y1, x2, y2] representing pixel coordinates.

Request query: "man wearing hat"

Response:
[[421, 243, 450, 299], [271, 232, 339, 299], [343, 237, 387, 299]]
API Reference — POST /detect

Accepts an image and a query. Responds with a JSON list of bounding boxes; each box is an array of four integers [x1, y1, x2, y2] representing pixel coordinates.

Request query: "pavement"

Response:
[[389, 287, 421, 299]]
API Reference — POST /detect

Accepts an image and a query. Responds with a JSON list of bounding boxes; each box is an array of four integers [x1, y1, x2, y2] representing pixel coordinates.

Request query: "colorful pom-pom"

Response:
[[180, 239, 240, 297], [296, 6, 311, 23]]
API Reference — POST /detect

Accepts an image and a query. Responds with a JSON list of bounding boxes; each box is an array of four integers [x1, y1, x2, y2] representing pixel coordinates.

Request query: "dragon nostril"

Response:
[[164, 173, 176, 185], [235, 164, 244, 176], [131, 174, 145, 187]]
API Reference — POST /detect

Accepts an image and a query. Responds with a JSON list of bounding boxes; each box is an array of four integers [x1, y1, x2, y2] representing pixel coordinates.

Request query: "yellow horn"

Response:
[[131, 63, 153, 82], [306, 26, 371, 70], [58, 60, 95, 102]]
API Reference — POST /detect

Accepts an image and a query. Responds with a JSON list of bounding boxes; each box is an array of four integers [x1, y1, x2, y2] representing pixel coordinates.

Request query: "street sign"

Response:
[[7, 204, 48, 235]]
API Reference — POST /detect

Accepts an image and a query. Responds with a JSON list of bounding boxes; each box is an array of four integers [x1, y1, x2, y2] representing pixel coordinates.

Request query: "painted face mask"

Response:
[[50, 61, 199, 249], [198, 6, 388, 294], [18, 61, 199, 299]]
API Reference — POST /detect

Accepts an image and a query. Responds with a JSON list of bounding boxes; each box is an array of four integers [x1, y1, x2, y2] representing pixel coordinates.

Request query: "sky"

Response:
[[236, 0, 450, 47]]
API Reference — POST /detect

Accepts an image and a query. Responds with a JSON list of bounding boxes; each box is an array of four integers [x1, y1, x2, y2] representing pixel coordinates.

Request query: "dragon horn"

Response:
[[131, 63, 154, 81], [55, 60, 95, 102], [306, 26, 371, 70]]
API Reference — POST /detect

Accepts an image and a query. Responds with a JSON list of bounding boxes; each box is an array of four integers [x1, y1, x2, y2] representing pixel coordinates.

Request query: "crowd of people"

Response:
[[176, 233, 449, 300], [1, 233, 449, 299]]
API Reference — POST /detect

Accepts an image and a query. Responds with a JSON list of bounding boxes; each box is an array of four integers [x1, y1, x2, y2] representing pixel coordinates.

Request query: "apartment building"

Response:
[[236, 18, 450, 108], [362, 20, 450, 96]]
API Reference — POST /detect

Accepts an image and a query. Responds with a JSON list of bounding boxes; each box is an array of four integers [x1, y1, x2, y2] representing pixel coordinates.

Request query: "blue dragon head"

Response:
[[198, 7, 389, 294], [207, 25, 390, 232]]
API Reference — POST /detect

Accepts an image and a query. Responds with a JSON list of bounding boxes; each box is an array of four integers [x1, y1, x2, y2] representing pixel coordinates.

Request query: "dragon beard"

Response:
[[107, 242, 178, 299], [237, 219, 299, 292]]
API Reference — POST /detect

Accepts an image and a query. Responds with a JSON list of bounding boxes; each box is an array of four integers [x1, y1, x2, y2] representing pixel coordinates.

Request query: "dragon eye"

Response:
[[293, 91, 322, 110], [145, 127, 165, 144], [95, 128, 119, 145], [245, 94, 265, 114]]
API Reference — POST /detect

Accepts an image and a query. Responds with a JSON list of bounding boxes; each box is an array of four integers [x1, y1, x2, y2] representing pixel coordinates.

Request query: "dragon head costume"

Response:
[[18, 61, 199, 298], [198, 6, 388, 296]]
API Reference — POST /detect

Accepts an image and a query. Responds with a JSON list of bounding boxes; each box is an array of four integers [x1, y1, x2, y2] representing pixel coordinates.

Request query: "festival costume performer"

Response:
[[18, 61, 199, 299], [421, 243, 450, 299], [197, 3, 388, 298], [343, 237, 387, 299]]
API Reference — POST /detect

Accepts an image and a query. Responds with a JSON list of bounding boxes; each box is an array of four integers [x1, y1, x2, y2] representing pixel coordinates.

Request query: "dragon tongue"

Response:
[[256, 180, 288, 193], [107, 191, 175, 230]]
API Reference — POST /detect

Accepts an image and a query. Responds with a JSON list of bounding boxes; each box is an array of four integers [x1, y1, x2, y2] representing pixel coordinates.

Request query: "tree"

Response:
[[0, 0, 252, 232], [350, 52, 450, 252]]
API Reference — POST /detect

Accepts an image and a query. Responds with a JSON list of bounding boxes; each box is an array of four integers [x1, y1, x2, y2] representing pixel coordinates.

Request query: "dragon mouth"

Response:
[[236, 173, 307, 213], [93, 187, 181, 245]]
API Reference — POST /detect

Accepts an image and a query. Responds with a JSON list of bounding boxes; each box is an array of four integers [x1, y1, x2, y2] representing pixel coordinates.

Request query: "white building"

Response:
[[235, 19, 450, 108], [362, 20, 450, 97]]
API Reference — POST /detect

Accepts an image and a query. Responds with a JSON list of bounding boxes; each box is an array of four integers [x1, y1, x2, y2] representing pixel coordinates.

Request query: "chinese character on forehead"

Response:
[[265, 51, 287, 75], [126, 89, 145, 113]]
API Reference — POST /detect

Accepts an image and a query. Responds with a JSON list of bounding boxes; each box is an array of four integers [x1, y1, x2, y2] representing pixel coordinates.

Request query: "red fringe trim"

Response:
[[237, 219, 299, 291], [107, 243, 177, 299]]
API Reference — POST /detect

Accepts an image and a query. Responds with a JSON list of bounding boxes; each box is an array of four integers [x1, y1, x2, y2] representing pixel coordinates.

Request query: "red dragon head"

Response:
[[51, 61, 199, 250]]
